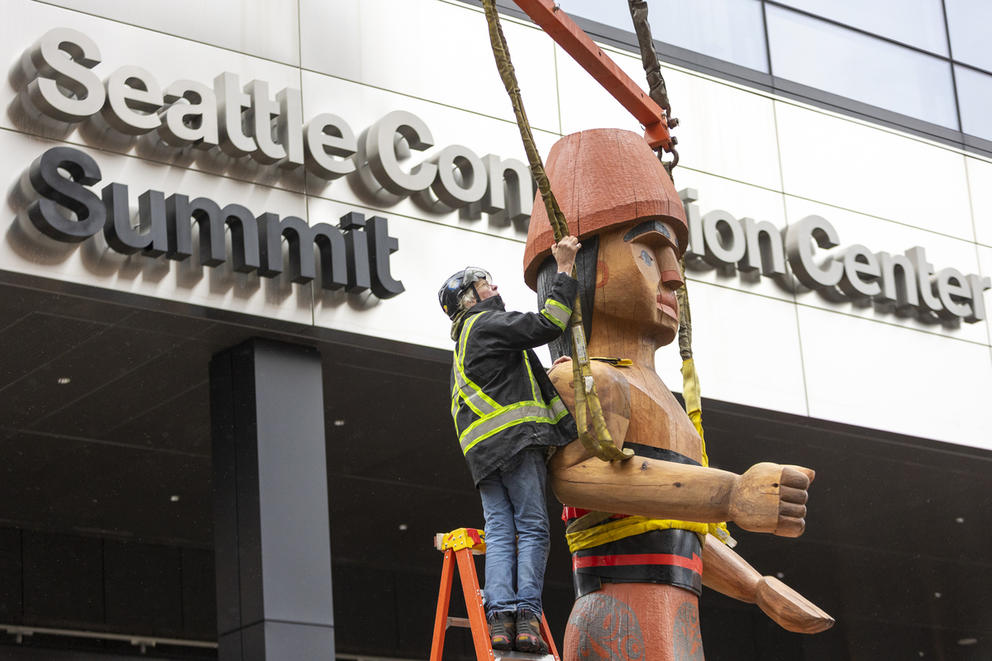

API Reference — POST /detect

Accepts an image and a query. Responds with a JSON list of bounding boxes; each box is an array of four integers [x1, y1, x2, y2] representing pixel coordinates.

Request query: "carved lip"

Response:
[[657, 289, 678, 321]]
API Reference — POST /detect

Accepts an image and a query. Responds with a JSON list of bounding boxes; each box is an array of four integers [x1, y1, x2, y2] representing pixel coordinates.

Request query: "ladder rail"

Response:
[[455, 548, 497, 661], [429, 549, 456, 661], [429, 529, 561, 661]]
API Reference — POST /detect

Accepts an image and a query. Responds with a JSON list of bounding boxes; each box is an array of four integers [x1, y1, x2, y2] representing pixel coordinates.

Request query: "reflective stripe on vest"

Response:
[[452, 313, 500, 417], [459, 397, 569, 454], [541, 298, 572, 331], [452, 311, 569, 455]]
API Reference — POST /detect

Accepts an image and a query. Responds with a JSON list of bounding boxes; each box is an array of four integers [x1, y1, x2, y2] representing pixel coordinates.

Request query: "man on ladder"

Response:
[[437, 236, 581, 653]]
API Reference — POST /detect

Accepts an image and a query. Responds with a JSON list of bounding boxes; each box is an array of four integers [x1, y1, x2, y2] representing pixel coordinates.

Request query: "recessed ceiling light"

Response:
[[957, 638, 978, 646], [169, 495, 180, 502], [955, 517, 965, 524], [398, 524, 408, 531], [933, 592, 942, 599], [333, 419, 346, 427], [57, 377, 71, 385], [775, 572, 785, 579]]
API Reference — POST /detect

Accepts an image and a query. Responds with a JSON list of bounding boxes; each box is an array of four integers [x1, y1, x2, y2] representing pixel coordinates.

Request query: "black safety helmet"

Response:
[[438, 267, 492, 319]]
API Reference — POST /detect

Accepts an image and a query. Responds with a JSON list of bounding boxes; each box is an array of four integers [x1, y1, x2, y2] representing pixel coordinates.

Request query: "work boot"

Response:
[[488, 611, 515, 651], [514, 611, 549, 654]]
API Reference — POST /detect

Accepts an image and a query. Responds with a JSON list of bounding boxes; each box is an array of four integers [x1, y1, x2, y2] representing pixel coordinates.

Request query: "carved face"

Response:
[[595, 220, 683, 346]]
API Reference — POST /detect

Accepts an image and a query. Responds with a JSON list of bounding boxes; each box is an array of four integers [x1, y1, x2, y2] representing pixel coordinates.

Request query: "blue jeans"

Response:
[[477, 447, 550, 618]]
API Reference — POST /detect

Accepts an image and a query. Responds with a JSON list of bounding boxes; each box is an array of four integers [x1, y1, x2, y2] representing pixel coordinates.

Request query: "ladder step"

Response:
[[494, 651, 556, 661], [430, 542, 560, 661]]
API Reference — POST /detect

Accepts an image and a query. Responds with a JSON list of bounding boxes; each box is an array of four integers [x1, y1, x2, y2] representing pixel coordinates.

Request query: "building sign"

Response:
[[17, 28, 533, 226], [11, 27, 537, 300], [26, 145, 405, 297], [680, 189, 991, 324], [9, 27, 990, 323]]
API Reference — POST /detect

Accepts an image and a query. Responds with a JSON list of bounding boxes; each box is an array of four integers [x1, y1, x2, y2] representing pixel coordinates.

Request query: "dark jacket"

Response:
[[449, 272, 579, 485]]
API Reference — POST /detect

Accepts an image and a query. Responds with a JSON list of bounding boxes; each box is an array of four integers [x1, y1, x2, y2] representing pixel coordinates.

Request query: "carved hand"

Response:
[[702, 534, 834, 634], [728, 463, 814, 537], [755, 575, 834, 633]]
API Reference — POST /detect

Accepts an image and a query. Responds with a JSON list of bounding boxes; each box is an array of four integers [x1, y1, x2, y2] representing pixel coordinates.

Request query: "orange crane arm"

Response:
[[510, 0, 672, 150]]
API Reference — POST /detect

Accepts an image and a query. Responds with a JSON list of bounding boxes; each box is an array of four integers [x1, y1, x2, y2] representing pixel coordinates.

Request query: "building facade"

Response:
[[0, 0, 989, 659]]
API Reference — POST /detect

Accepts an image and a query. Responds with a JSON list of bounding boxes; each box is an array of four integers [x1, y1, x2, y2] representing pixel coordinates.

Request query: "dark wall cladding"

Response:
[[103, 541, 183, 633], [0, 528, 22, 622], [23, 532, 104, 627], [0, 528, 214, 642]]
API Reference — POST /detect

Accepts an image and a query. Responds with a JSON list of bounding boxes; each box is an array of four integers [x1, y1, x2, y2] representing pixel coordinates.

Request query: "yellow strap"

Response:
[[680, 358, 706, 465], [590, 357, 633, 367], [681, 358, 735, 547], [565, 515, 709, 553]]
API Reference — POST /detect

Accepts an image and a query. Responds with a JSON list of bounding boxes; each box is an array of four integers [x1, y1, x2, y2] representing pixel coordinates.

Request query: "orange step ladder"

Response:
[[429, 528, 561, 661]]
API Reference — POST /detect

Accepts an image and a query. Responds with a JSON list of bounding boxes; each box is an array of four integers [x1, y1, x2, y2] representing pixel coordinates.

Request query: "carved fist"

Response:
[[728, 463, 814, 537]]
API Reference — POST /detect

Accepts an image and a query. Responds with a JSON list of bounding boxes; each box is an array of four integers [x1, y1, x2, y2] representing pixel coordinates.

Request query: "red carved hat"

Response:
[[522, 128, 687, 290]]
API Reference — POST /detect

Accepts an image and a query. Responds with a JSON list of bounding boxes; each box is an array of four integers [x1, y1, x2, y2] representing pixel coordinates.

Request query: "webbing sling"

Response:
[[481, 0, 632, 464]]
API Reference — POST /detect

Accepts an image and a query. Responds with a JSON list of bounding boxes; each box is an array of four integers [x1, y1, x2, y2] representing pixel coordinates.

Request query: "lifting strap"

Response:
[[626, 0, 733, 547], [481, 0, 632, 464], [430, 528, 560, 661]]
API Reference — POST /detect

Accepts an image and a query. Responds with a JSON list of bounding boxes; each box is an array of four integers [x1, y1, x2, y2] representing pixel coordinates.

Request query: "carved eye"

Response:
[[639, 249, 654, 266]]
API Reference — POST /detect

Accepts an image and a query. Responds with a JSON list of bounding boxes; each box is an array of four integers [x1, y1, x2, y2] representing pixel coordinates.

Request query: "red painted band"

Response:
[[562, 506, 629, 522], [573, 552, 703, 574]]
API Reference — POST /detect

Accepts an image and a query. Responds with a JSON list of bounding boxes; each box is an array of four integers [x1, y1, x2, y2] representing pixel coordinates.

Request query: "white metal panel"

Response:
[[660, 70, 782, 192], [35, 0, 301, 65], [299, 0, 561, 134], [673, 168, 793, 302], [555, 42, 647, 137], [0, 0, 305, 190], [655, 282, 809, 417], [775, 100, 973, 240], [784, 196, 989, 345], [307, 197, 531, 351], [978, 245, 992, 347], [558, 47, 782, 191], [299, 70, 556, 243], [0, 130, 315, 327], [798, 306, 992, 449], [965, 155, 992, 248]]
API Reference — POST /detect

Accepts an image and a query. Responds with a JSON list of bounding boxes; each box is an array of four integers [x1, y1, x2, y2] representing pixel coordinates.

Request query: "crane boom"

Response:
[[510, 0, 673, 150]]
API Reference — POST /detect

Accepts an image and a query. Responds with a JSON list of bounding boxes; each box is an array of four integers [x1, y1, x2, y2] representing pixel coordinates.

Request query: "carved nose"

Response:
[[661, 269, 682, 289]]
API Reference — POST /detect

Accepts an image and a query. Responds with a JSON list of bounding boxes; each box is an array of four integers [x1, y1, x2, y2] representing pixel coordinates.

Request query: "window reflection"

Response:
[[945, 0, 992, 73], [775, 0, 948, 55], [767, 6, 958, 129], [554, 0, 633, 32], [955, 66, 992, 141], [552, 0, 992, 143], [557, 0, 768, 73]]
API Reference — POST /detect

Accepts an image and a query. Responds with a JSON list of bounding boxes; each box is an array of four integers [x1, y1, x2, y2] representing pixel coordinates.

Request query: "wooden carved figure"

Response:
[[522, 129, 833, 661]]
